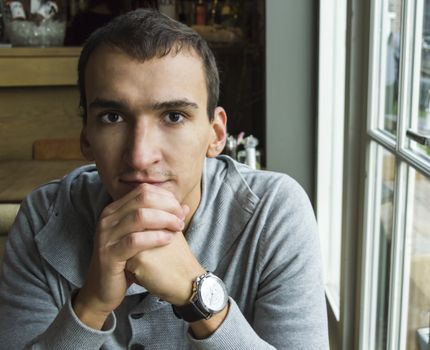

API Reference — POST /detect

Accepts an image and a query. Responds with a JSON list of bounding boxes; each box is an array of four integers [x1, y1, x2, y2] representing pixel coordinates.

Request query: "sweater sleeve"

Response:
[[187, 298, 275, 349], [0, 191, 115, 349], [188, 177, 329, 350], [252, 180, 329, 349]]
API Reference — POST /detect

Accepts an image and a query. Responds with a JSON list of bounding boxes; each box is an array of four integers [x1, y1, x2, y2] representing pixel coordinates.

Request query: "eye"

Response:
[[163, 112, 185, 125], [100, 112, 124, 124]]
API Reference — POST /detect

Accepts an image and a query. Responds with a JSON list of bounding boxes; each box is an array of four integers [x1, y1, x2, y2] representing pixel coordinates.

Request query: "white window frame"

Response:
[[316, 0, 347, 320], [359, 0, 430, 349]]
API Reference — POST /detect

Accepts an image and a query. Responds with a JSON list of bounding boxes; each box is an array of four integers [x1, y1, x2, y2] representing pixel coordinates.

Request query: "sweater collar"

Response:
[[185, 157, 260, 273], [34, 164, 104, 289]]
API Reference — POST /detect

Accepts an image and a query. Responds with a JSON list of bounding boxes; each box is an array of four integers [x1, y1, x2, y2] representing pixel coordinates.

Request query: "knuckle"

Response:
[[154, 232, 165, 245], [140, 183, 152, 192], [125, 232, 139, 248], [135, 192, 145, 203], [134, 208, 146, 223], [142, 183, 152, 190], [154, 231, 171, 245], [98, 216, 111, 230], [100, 205, 114, 218]]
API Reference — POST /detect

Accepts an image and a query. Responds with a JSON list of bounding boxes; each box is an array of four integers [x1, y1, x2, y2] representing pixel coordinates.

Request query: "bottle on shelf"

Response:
[[220, 0, 236, 27], [7, 1, 26, 20], [195, 0, 206, 26], [30, 0, 41, 14], [208, 0, 220, 26], [178, 0, 195, 26], [0, 3, 4, 41], [237, 135, 261, 170]]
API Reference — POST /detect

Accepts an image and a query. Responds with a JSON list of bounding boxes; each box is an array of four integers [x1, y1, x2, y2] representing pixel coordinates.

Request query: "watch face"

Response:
[[199, 275, 228, 313]]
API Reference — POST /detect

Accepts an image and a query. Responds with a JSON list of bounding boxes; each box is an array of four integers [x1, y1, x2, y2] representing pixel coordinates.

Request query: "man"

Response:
[[0, 9, 328, 349]]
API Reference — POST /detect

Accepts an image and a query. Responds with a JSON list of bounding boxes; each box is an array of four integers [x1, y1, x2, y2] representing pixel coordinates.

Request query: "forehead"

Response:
[[84, 45, 207, 98], [83, 45, 209, 112]]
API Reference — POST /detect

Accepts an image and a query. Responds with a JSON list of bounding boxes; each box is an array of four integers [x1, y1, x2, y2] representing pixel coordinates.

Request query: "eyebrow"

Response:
[[150, 99, 199, 110], [88, 98, 127, 111], [88, 98, 199, 111]]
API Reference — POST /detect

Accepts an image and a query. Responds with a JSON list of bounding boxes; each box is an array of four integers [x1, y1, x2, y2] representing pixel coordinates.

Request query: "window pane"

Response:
[[409, 0, 430, 160], [405, 170, 430, 350], [382, 0, 402, 136], [375, 147, 397, 348]]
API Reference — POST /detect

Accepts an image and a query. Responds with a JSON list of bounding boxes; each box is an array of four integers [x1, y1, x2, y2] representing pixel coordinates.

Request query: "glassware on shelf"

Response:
[[2, 0, 66, 47]]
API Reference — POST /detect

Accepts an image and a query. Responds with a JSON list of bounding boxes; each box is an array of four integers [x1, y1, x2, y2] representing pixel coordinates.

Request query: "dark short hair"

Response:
[[78, 9, 219, 122]]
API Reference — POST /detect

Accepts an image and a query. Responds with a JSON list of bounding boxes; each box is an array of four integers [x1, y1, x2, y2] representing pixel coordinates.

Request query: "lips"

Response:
[[118, 169, 175, 189], [119, 176, 170, 187], [120, 179, 168, 185]]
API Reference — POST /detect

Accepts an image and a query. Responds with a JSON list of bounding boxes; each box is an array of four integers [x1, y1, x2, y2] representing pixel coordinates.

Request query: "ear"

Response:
[[80, 126, 95, 161], [206, 107, 227, 158]]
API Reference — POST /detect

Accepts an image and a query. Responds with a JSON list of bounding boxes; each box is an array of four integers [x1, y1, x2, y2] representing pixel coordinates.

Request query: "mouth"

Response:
[[119, 178, 170, 188], [118, 169, 175, 190]]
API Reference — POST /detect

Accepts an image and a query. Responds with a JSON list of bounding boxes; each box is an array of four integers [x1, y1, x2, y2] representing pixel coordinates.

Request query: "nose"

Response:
[[124, 122, 162, 170]]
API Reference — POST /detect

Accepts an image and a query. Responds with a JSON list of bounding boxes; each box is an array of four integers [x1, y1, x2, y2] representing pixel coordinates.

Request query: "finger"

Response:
[[102, 182, 176, 216], [101, 184, 183, 226], [101, 184, 147, 218], [109, 230, 175, 261], [106, 208, 184, 243], [131, 188, 183, 218], [105, 192, 184, 230]]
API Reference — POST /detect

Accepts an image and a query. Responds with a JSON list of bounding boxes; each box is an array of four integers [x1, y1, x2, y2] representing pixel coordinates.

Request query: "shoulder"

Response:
[[20, 164, 101, 232], [207, 156, 316, 237], [221, 156, 317, 239], [210, 155, 310, 207]]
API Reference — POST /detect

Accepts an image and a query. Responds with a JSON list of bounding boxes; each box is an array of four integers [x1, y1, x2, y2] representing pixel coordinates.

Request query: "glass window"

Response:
[[407, 0, 430, 162], [382, 0, 403, 136], [374, 147, 396, 349], [361, 0, 430, 349], [417, 0, 430, 135], [404, 170, 430, 350]]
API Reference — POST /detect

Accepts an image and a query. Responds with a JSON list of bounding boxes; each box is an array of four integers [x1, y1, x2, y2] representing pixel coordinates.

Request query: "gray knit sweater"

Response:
[[0, 156, 328, 349]]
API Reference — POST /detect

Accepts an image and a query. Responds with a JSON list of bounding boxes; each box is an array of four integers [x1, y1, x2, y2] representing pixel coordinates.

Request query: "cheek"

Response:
[[165, 128, 210, 163], [88, 129, 126, 164], [168, 122, 211, 152], [167, 133, 209, 184]]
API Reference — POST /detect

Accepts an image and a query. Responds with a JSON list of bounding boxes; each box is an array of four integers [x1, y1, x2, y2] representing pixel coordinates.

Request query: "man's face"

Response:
[[81, 45, 226, 213]]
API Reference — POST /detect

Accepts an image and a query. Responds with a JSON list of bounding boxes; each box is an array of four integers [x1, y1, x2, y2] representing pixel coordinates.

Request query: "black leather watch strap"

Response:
[[172, 300, 210, 322]]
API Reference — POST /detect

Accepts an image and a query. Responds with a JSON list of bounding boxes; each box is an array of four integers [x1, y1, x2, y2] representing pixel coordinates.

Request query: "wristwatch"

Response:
[[172, 272, 228, 322]]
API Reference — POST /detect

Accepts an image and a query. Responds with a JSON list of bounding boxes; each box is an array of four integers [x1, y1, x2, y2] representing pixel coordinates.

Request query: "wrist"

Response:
[[172, 272, 229, 323], [72, 291, 111, 330], [189, 303, 229, 339], [170, 268, 207, 306]]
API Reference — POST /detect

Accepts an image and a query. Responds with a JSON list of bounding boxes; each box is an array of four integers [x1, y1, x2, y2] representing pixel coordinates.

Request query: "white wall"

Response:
[[266, 0, 317, 199]]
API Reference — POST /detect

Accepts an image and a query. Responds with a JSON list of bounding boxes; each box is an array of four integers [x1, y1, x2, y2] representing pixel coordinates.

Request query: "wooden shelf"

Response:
[[0, 160, 89, 203], [0, 47, 81, 57], [0, 47, 81, 87]]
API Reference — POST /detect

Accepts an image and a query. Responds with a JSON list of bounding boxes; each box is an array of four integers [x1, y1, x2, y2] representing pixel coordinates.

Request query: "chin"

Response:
[[106, 182, 129, 201]]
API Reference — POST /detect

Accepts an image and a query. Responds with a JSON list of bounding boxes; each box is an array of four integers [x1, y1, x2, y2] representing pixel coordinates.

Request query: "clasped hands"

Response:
[[73, 183, 205, 329]]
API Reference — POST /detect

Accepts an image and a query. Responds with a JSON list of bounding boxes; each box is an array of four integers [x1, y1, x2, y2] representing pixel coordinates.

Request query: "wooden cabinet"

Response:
[[0, 48, 88, 245], [0, 47, 87, 207], [0, 47, 80, 87], [0, 47, 83, 161]]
